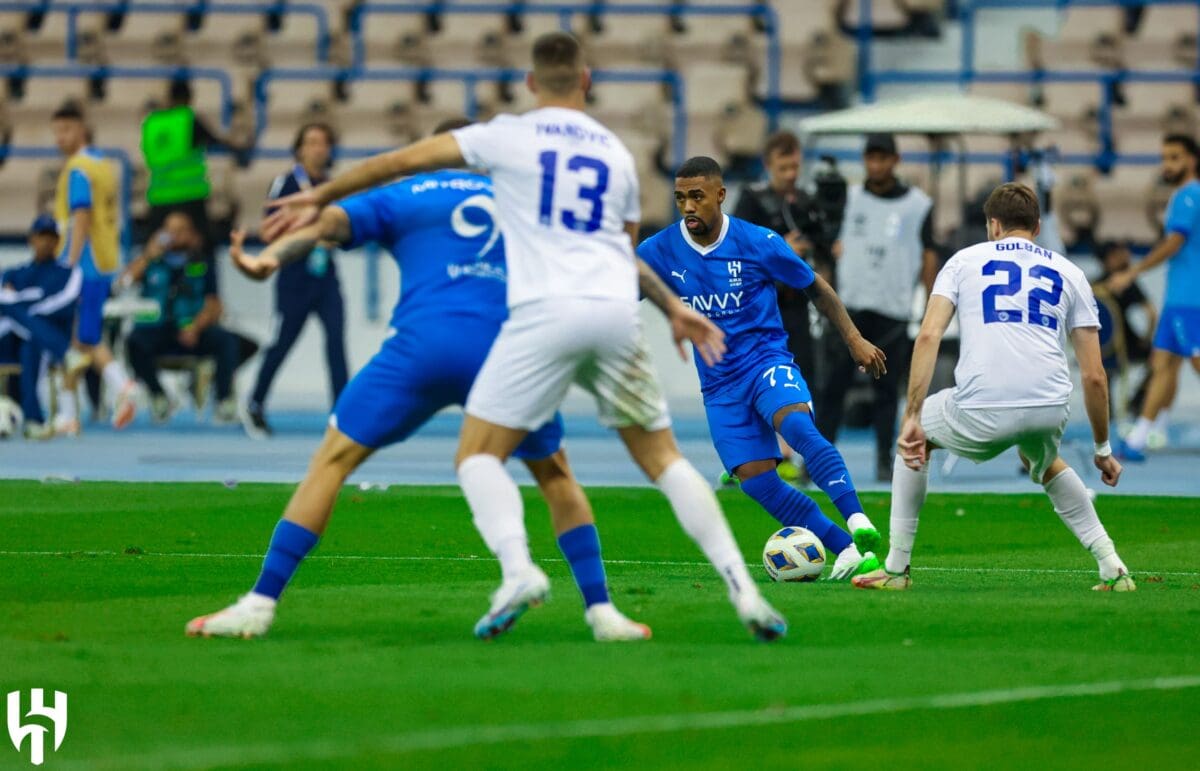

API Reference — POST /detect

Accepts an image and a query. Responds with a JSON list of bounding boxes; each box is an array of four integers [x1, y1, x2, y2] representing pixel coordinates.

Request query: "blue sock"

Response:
[[780, 411, 865, 522], [557, 524, 610, 608], [252, 519, 320, 600], [741, 470, 852, 554]]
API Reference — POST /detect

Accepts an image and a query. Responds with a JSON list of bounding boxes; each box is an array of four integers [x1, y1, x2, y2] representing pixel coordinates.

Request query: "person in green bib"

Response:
[[141, 79, 245, 259]]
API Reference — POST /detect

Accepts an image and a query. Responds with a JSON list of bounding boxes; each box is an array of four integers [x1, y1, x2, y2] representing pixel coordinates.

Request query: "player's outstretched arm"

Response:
[[234, 207, 352, 281], [804, 275, 887, 378], [1107, 232, 1184, 293], [262, 134, 465, 240], [1070, 326, 1122, 487], [635, 256, 726, 367], [899, 296, 955, 470]]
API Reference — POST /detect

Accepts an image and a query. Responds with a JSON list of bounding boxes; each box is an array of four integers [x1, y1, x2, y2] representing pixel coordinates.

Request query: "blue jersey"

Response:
[[267, 165, 339, 286], [638, 215, 816, 395], [337, 170, 506, 331], [1164, 179, 1200, 309]]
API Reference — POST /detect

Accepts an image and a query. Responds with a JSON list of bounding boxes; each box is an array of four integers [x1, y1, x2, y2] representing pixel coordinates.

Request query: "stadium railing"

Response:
[[0, 1, 334, 63]]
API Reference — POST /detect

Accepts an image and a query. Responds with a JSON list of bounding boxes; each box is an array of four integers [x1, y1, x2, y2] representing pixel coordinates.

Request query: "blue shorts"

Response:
[[77, 277, 111, 346], [331, 327, 563, 459], [1152, 306, 1200, 359], [704, 358, 812, 473]]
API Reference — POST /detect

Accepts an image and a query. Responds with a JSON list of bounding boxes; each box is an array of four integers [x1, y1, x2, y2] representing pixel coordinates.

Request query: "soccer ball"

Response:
[[0, 396, 23, 439], [762, 526, 826, 582]]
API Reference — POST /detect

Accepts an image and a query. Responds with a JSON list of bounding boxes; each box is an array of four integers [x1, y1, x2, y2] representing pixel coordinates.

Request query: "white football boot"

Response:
[[585, 602, 652, 642], [474, 564, 550, 640], [186, 593, 276, 639], [733, 590, 788, 642]]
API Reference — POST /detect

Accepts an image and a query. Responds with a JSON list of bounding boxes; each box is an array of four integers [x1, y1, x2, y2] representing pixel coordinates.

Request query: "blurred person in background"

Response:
[[141, 78, 249, 257], [1111, 134, 1200, 461], [245, 122, 348, 438], [1095, 240, 1162, 424], [121, 211, 241, 425], [0, 215, 79, 437], [820, 132, 939, 481], [51, 101, 138, 435]]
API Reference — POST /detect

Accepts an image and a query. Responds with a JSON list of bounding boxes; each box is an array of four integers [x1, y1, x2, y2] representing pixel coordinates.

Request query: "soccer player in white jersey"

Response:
[[853, 183, 1136, 592], [265, 32, 788, 641]]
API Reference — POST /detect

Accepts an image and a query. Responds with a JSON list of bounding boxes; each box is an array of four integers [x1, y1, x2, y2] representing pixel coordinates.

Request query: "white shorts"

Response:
[[921, 389, 1069, 483], [466, 297, 672, 433]]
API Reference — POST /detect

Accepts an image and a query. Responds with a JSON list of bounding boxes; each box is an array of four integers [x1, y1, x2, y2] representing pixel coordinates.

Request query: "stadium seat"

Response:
[[358, 9, 427, 66], [680, 62, 749, 119], [0, 159, 55, 232], [1093, 165, 1160, 243]]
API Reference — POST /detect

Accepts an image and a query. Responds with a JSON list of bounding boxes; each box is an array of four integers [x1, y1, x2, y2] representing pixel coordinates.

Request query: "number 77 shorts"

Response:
[[703, 358, 812, 473]]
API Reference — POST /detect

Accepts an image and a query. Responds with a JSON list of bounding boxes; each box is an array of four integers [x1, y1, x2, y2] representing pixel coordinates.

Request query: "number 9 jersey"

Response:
[[932, 236, 1100, 409], [452, 107, 642, 308]]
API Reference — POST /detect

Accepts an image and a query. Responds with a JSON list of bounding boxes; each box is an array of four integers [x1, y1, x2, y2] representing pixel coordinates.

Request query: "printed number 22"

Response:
[[982, 260, 1064, 330], [538, 151, 609, 233]]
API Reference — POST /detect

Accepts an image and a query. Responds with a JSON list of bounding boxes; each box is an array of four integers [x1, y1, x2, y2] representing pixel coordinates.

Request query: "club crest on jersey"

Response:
[[727, 261, 742, 288]]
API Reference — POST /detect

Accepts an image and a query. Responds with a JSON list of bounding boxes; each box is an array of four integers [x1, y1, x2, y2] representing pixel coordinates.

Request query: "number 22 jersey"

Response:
[[452, 107, 642, 309], [932, 236, 1100, 409]]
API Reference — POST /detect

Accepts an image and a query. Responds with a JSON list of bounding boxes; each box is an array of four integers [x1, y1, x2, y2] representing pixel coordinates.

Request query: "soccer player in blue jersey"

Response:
[[638, 157, 888, 578], [186, 121, 650, 642], [1111, 134, 1200, 461]]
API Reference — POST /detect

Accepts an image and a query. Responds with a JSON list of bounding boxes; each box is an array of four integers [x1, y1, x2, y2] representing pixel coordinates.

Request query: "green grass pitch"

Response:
[[2, 480, 1199, 769]]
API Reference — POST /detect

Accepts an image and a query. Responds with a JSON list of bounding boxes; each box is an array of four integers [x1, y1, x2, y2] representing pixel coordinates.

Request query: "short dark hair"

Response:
[[983, 182, 1040, 232], [292, 121, 337, 157], [51, 100, 85, 122], [433, 117, 472, 135], [168, 78, 193, 106], [675, 156, 723, 180], [764, 131, 800, 159], [1164, 133, 1199, 159], [531, 32, 584, 95]]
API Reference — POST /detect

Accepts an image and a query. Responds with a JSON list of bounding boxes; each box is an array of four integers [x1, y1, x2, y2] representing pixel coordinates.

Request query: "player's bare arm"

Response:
[[899, 295, 955, 469], [65, 208, 91, 267], [263, 134, 464, 239], [233, 208, 350, 281], [1071, 326, 1123, 487], [635, 255, 726, 367], [804, 274, 887, 378], [1107, 232, 1185, 293]]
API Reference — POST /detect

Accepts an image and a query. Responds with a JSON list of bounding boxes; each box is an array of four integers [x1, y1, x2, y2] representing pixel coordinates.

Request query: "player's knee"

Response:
[[778, 410, 825, 453], [738, 466, 786, 503], [734, 459, 778, 483], [619, 426, 681, 480], [771, 403, 810, 434], [313, 429, 369, 475]]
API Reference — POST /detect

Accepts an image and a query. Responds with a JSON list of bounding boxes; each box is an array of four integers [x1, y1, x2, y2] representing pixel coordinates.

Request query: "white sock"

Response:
[[57, 385, 77, 422], [1043, 467, 1125, 578], [1125, 416, 1153, 451], [846, 512, 874, 534], [655, 458, 756, 600], [102, 360, 130, 396], [1153, 410, 1170, 435], [886, 455, 928, 574], [456, 454, 531, 581]]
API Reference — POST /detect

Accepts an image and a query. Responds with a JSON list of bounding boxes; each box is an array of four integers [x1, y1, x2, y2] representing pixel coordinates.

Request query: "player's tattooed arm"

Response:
[[805, 275, 887, 378], [635, 257, 677, 316]]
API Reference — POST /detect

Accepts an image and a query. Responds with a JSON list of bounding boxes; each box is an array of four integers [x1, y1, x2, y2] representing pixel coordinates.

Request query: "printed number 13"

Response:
[[538, 151, 609, 233]]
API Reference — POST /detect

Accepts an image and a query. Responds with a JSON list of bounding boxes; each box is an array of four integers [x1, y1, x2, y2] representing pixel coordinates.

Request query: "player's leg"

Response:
[[1122, 349, 1180, 458], [315, 281, 349, 405], [1019, 413, 1135, 591], [869, 319, 910, 480], [521, 433, 651, 642], [71, 278, 135, 429], [186, 426, 374, 638], [772, 402, 879, 551], [247, 294, 310, 434]]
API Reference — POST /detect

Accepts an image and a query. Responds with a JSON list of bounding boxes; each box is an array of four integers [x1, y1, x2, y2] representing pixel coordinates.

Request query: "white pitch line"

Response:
[[59, 674, 1200, 770], [0, 549, 1198, 577]]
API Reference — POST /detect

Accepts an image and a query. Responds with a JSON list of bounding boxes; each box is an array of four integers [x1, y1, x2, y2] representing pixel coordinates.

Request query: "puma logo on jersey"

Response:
[[671, 269, 687, 283], [828, 475, 847, 487]]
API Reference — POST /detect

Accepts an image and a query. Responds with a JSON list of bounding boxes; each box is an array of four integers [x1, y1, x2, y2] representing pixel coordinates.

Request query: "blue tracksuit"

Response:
[[0, 258, 80, 422], [250, 164, 349, 411]]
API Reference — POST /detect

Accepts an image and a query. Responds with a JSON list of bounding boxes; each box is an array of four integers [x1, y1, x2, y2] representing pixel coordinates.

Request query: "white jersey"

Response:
[[931, 236, 1099, 409], [452, 107, 641, 309]]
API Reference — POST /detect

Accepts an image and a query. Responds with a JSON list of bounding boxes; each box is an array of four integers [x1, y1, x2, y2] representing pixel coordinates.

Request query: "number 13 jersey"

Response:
[[932, 236, 1100, 409], [453, 107, 642, 309]]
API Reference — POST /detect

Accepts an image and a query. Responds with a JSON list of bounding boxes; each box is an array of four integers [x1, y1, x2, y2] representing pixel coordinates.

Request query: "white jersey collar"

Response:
[[678, 213, 730, 256]]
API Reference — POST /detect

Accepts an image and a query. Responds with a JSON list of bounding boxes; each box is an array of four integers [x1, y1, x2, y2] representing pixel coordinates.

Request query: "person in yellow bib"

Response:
[[51, 102, 137, 433]]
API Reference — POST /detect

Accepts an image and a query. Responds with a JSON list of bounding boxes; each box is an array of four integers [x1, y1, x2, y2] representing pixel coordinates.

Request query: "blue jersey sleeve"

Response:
[[338, 187, 400, 249], [1165, 186, 1200, 238], [635, 233, 667, 280], [757, 225, 815, 289], [68, 168, 92, 211]]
